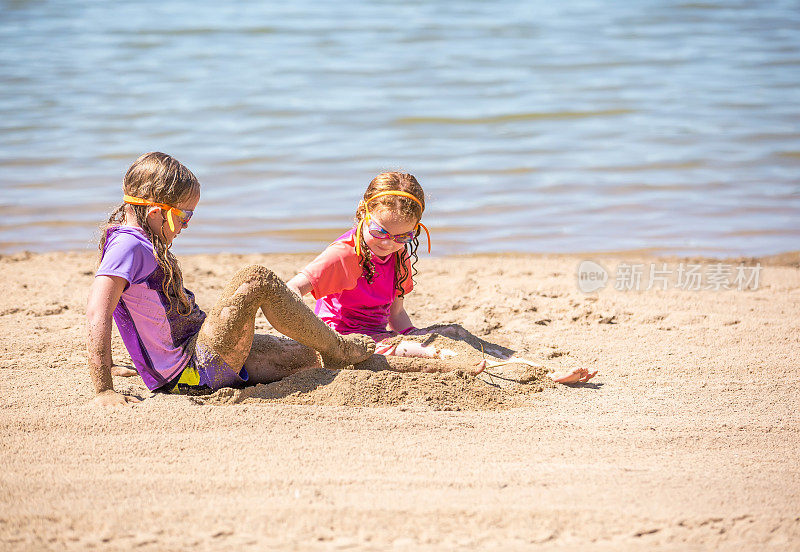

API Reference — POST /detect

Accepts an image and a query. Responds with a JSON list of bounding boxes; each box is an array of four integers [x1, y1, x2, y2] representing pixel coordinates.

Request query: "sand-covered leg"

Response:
[[412, 323, 514, 359], [357, 354, 485, 376], [206, 265, 374, 369], [318, 332, 375, 368], [197, 267, 265, 370], [364, 337, 485, 376], [549, 367, 598, 384], [380, 353, 485, 376], [243, 334, 322, 384]]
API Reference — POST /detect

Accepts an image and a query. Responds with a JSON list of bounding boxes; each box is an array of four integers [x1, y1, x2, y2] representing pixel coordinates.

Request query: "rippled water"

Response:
[[1, 0, 799, 256]]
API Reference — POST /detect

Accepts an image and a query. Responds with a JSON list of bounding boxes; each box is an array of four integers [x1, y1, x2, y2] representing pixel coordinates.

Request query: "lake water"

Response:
[[1, 0, 799, 256]]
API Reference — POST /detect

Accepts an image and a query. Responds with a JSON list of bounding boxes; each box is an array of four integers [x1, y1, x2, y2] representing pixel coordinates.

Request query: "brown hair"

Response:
[[354, 172, 424, 297], [99, 152, 200, 315]]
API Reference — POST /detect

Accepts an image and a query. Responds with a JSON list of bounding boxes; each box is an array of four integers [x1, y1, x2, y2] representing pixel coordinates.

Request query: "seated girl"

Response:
[[87, 152, 375, 406], [287, 172, 597, 384]]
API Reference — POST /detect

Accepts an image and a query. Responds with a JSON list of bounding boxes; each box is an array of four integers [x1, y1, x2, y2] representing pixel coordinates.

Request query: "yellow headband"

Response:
[[123, 194, 180, 232], [354, 190, 431, 257], [365, 190, 424, 210]]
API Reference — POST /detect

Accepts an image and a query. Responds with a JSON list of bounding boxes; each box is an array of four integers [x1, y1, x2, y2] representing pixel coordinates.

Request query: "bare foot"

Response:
[[112, 365, 138, 377], [549, 367, 598, 384], [322, 333, 376, 368]]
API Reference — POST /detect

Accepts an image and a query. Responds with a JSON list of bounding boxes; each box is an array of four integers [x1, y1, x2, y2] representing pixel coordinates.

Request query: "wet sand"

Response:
[[1, 251, 798, 550]]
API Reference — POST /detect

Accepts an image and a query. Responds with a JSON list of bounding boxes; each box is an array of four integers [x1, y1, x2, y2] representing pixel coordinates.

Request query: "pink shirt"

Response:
[[301, 229, 413, 340]]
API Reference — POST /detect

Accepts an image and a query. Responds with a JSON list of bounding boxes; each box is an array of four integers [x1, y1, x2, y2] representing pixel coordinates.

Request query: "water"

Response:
[[1, 0, 799, 256]]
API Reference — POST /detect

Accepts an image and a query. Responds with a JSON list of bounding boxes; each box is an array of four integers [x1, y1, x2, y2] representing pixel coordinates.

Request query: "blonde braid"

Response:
[[98, 204, 126, 254]]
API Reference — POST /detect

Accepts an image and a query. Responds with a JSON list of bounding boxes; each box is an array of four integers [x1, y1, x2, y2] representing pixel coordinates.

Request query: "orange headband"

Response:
[[354, 190, 431, 257], [123, 194, 183, 232]]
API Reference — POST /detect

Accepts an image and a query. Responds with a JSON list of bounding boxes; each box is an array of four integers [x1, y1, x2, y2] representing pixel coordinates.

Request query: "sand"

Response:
[[1, 250, 798, 551]]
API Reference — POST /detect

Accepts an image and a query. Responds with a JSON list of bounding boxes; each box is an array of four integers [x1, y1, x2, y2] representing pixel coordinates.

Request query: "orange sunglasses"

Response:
[[123, 194, 193, 232]]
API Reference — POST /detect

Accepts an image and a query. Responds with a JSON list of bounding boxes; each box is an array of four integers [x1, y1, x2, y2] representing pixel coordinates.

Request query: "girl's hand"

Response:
[[90, 390, 140, 408], [387, 297, 415, 334]]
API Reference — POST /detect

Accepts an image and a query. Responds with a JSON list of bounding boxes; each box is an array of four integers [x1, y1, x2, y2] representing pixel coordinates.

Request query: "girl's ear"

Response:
[[145, 206, 162, 218]]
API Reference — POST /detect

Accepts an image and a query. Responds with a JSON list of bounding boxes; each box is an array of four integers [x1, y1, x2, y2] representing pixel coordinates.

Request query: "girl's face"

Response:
[[364, 207, 418, 259], [146, 192, 199, 245]]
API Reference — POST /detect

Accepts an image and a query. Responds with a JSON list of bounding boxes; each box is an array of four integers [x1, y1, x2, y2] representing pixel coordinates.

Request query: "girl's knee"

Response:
[[230, 265, 285, 298], [236, 265, 280, 286]]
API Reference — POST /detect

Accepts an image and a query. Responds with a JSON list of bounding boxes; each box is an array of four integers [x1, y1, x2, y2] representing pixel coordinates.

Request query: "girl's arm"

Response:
[[387, 296, 415, 334], [286, 273, 313, 298], [86, 275, 140, 407]]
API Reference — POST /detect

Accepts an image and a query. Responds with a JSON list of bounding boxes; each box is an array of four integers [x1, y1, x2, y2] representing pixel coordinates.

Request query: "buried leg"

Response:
[[372, 340, 485, 376], [243, 334, 322, 384], [407, 323, 515, 359], [378, 340, 457, 360], [197, 265, 375, 374]]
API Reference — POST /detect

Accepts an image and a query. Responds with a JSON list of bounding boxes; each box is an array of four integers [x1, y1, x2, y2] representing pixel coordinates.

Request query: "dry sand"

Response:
[[0, 250, 798, 551]]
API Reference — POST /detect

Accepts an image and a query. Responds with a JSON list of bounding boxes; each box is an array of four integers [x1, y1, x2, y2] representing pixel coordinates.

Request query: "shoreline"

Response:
[[2, 248, 798, 264]]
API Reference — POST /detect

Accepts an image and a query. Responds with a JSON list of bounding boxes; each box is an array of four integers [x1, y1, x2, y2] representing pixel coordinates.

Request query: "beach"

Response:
[[1, 250, 798, 551], [2, 1, 799, 549]]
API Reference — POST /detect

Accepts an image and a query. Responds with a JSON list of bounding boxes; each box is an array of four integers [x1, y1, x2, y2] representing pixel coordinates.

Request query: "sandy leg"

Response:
[[197, 265, 375, 373], [390, 340, 457, 359], [413, 323, 515, 359], [369, 340, 485, 376], [243, 334, 322, 384], [377, 353, 486, 376]]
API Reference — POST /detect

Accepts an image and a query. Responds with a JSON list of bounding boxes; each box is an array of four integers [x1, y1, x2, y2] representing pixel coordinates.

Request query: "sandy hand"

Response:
[[322, 333, 376, 368], [549, 367, 598, 384], [90, 390, 141, 408]]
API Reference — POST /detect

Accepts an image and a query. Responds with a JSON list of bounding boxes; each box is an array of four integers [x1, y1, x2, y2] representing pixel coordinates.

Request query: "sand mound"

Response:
[[194, 334, 553, 411], [193, 366, 551, 410]]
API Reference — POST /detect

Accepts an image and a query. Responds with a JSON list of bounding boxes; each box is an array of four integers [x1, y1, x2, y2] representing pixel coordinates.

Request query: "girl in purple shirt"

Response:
[[87, 152, 375, 407]]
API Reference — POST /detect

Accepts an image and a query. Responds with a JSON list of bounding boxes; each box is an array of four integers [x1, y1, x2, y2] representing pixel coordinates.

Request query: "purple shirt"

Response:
[[96, 226, 206, 390]]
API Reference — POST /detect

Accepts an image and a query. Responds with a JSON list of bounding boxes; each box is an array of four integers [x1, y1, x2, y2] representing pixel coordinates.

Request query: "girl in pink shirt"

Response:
[[287, 172, 443, 362], [288, 172, 598, 384]]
